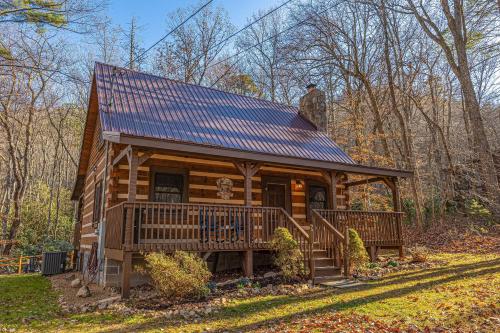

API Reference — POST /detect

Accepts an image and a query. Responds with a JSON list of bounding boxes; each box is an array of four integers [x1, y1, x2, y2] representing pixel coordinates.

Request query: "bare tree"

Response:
[[153, 3, 234, 85], [121, 16, 145, 70], [0, 31, 63, 254], [403, 0, 500, 210]]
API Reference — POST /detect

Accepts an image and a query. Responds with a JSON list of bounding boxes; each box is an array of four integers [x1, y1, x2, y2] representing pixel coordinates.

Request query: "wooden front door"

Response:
[[262, 177, 291, 213], [262, 177, 291, 241], [267, 184, 287, 209]]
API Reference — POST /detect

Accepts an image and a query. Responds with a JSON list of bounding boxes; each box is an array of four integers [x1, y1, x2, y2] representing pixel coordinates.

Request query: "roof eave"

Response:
[[103, 131, 413, 178]]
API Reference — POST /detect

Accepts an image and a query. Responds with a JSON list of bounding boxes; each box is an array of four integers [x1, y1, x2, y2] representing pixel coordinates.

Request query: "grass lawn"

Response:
[[1, 252, 499, 332]]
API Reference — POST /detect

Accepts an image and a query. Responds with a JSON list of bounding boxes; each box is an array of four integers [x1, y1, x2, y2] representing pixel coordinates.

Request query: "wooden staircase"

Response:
[[312, 245, 343, 284], [309, 211, 350, 284]]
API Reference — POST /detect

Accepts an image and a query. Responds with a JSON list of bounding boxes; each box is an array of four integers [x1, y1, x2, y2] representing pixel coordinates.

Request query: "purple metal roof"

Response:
[[94, 62, 355, 164]]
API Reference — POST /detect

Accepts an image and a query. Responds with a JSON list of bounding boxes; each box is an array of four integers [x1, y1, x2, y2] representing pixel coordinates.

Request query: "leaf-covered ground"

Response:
[[0, 252, 499, 332]]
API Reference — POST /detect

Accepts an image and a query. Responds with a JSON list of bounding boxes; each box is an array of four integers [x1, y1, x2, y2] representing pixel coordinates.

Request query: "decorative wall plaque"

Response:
[[216, 177, 234, 200]]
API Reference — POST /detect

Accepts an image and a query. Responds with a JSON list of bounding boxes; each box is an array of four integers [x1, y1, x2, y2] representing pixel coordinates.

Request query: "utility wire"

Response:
[[107, 0, 214, 114], [0, 63, 89, 84], [125, 0, 214, 68], [169, 0, 296, 73], [207, 6, 329, 71], [206, 5, 331, 88]]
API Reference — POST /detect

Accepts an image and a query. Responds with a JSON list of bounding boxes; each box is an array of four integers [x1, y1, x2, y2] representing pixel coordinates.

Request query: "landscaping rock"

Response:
[[263, 271, 279, 278], [216, 278, 240, 288], [76, 285, 91, 298], [70, 278, 81, 288], [96, 295, 121, 309], [65, 274, 76, 281]]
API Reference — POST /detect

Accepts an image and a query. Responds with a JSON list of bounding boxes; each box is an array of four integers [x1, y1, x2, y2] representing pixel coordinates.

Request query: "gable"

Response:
[[71, 75, 101, 200]]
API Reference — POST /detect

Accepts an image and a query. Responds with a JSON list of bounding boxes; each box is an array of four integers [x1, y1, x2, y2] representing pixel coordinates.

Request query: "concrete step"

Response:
[[314, 275, 345, 284], [320, 279, 365, 289]]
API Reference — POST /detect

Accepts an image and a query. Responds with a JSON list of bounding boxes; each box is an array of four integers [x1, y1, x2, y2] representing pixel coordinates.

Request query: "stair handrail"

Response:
[[312, 210, 350, 278], [278, 208, 313, 279], [312, 210, 344, 240], [279, 208, 309, 239]]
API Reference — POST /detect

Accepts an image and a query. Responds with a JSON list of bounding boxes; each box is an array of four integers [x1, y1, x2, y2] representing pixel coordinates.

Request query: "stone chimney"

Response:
[[299, 83, 327, 131]]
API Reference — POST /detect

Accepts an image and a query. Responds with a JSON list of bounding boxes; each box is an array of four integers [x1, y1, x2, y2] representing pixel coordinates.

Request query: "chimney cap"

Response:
[[306, 83, 316, 89]]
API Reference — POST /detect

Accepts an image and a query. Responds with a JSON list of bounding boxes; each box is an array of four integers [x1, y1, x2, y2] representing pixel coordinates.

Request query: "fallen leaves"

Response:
[[404, 216, 500, 254]]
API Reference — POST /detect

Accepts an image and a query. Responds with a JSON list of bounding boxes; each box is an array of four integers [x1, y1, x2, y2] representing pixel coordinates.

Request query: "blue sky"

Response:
[[106, 0, 283, 47]]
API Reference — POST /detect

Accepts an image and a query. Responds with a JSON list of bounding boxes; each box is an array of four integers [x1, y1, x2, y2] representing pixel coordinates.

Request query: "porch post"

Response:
[[330, 171, 338, 210], [391, 178, 401, 212], [390, 177, 404, 258], [122, 148, 138, 299], [234, 161, 260, 278]]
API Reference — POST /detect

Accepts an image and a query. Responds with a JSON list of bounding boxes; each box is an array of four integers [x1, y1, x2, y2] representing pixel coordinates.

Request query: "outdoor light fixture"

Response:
[[295, 179, 304, 190]]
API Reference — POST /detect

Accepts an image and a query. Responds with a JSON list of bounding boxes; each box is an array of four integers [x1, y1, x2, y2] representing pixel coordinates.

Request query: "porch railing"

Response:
[[105, 202, 312, 259], [314, 209, 404, 247], [311, 210, 349, 276]]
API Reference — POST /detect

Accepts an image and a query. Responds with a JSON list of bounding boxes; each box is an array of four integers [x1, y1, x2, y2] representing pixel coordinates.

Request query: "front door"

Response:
[[262, 177, 291, 241], [262, 177, 291, 213], [267, 183, 287, 210]]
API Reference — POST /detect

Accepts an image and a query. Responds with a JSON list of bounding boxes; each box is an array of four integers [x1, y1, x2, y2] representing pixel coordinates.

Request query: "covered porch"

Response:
[[103, 143, 408, 298]]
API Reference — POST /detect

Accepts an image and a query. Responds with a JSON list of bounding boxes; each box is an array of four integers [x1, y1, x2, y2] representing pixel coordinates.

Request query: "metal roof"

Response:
[[94, 62, 355, 165]]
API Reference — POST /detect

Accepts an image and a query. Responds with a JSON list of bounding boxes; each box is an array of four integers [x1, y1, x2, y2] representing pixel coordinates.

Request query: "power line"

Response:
[[207, 0, 295, 57], [106, 0, 215, 114], [0, 63, 89, 84], [169, 0, 296, 74], [207, 8, 326, 70], [126, 0, 214, 68]]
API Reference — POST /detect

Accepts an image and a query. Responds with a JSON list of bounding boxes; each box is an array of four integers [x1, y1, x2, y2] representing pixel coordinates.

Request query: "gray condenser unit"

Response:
[[41, 251, 67, 275]]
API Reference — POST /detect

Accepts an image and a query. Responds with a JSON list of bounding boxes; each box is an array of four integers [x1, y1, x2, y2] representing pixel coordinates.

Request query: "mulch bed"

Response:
[[128, 271, 308, 311]]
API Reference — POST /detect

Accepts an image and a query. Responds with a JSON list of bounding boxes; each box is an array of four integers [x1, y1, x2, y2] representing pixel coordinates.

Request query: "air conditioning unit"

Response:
[[41, 252, 67, 275]]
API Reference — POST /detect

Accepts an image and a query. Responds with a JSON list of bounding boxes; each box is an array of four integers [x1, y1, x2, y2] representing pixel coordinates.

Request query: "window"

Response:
[[308, 185, 328, 214], [153, 173, 184, 203], [92, 180, 103, 226]]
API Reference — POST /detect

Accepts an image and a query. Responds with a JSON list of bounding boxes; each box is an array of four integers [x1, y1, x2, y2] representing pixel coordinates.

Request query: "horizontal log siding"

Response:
[[79, 118, 105, 248], [107, 147, 349, 229]]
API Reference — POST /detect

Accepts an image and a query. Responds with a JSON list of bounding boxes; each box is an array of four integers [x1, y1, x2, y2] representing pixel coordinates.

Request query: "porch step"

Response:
[[314, 266, 341, 276], [314, 257, 335, 267], [312, 249, 328, 258]]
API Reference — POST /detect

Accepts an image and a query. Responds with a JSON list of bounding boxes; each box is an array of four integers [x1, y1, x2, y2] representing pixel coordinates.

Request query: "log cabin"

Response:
[[71, 62, 412, 298]]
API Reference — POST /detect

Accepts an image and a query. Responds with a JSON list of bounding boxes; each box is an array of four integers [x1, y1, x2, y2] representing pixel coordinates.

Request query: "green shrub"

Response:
[[408, 246, 429, 263], [348, 228, 369, 273], [467, 199, 495, 225], [387, 260, 398, 267], [270, 227, 304, 279], [143, 251, 211, 299]]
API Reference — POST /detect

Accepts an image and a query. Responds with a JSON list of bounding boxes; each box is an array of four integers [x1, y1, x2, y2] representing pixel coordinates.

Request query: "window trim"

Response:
[[92, 179, 103, 227], [149, 166, 188, 203]]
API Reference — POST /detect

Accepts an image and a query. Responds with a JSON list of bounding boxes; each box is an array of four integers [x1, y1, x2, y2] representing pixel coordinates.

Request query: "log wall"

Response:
[[107, 144, 349, 227], [79, 118, 106, 250]]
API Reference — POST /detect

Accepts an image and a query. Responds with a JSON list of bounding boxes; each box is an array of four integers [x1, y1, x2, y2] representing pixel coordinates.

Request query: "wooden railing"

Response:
[[105, 202, 312, 255], [311, 210, 349, 276], [314, 209, 404, 246], [279, 209, 313, 276]]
